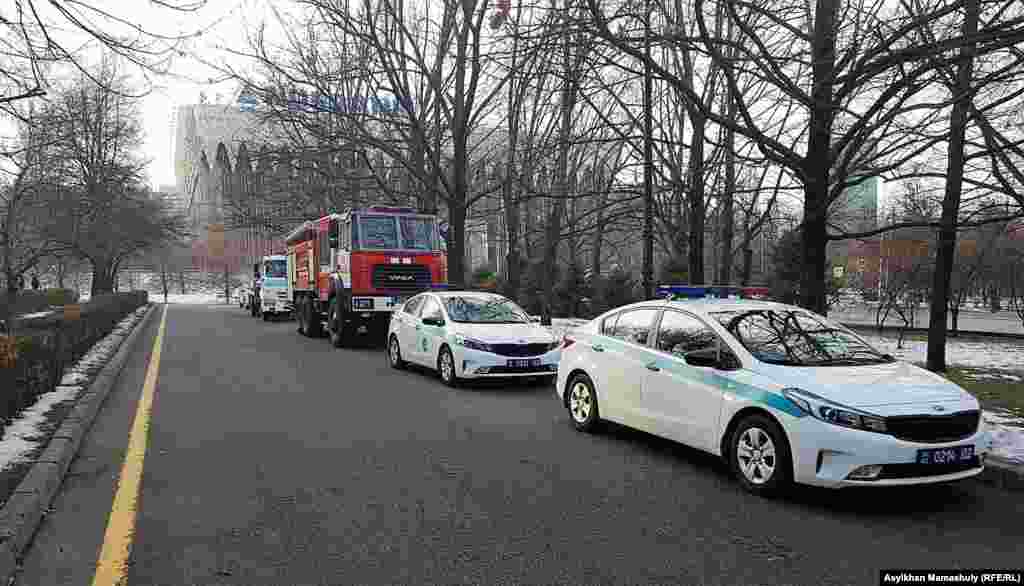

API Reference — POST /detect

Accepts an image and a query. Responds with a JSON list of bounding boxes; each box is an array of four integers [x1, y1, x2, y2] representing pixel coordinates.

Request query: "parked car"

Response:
[[556, 297, 990, 496], [386, 291, 561, 386]]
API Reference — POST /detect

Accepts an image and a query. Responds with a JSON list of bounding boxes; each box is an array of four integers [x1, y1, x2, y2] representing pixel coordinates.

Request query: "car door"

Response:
[[642, 309, 738, 452], [395, 295, 424, 358], [414, 295, 446, 367], [595, 307, 660, 428]]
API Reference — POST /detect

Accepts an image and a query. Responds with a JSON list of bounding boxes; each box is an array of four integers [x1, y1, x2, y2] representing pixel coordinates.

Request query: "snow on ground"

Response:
[[0, 305, 149, 472], [159, 293, 225, 304], [859, 334, 1024, 371], [17, 311, 55, 319], [985, 411, 1024, 464]]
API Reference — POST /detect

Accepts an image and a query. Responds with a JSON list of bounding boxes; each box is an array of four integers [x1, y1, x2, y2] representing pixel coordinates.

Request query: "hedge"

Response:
[[0, 291, 148, 423]]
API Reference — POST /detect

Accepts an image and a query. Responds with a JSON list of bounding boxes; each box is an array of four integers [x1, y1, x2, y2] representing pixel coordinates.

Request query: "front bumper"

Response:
[[454, 346, 561, 379], [788, 415, 992, 488]]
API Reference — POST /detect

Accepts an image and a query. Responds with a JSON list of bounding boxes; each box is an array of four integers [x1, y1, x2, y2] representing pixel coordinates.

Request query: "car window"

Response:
[[600, 312, 619, 336], [608, 308, 658, 346], [419, 296, 443, 320], [443, 295, 529, 323], [403, 295, 424, 315], [655, 310, 719, 358]]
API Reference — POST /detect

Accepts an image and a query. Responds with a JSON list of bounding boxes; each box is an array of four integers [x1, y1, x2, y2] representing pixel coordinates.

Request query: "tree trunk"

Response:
[[741, 247, 754, 285], [178, 271, 186, 294], [544, 19, 575, 325], [718, 13, 737, 284], [687, 114, 706, 284], [926, 0, 978, 373], [91, 259, 116, 295], [800, 0, 839, 315]]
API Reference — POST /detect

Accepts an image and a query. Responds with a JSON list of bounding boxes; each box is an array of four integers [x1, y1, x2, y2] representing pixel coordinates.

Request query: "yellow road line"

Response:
[[92, 304, 168, 586]]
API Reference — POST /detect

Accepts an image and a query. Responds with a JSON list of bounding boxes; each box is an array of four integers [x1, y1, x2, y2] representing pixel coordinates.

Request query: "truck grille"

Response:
[[371, 265, 432, 292], [490, 343, 551, 357], [885, 410, 980, 443]]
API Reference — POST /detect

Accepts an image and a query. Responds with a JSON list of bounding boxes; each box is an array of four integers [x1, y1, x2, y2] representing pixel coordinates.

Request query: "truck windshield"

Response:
[[264, 260, 287, 278], [355, 214, 439, 251]]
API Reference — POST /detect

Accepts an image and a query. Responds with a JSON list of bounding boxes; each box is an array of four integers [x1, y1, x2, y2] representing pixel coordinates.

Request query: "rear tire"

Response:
[[304, 299, 323, 338]]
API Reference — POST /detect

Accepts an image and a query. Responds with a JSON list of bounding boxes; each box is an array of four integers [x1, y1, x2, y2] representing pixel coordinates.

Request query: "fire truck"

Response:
[[284, 206, 447, 347]]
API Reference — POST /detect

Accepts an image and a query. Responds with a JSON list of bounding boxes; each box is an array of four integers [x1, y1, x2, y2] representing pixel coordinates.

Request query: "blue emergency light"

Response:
[[656, 284, 772, 301]]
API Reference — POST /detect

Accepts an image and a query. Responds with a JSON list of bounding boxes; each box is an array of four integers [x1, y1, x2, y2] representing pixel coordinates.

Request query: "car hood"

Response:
[[754, 360, 972, 408], [450, 322, 555, 344]]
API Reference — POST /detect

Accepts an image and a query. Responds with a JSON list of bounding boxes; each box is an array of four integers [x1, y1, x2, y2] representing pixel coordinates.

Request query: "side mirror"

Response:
[[684, 348, 721, 369], [422, 316, 445, 327]]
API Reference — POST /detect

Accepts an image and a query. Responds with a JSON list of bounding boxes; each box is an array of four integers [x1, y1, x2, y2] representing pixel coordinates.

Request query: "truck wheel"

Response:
[[262, 309, 271, 321], [304, 299, 323, 338], [328, 297, 349, 348], [296, 297, 307, 335]]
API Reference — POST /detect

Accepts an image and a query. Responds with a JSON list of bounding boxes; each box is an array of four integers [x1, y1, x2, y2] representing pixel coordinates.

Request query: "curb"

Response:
[[0, 303, 158, 583], [842, 322, 1024, 341], [977, 456, 1024, 491]]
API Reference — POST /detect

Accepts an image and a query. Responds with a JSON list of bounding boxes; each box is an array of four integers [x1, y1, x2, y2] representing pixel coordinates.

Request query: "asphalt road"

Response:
[[15, 304, 1024, 586]]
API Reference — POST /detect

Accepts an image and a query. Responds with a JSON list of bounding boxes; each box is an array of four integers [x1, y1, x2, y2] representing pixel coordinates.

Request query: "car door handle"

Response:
[[591, 344, 604, 352], [645, 362, 660, 372]]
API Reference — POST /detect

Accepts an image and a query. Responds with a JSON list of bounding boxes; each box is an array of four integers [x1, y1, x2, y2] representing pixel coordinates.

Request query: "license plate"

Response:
[[916, 445, 974, 465], [508, 358, 541, 368]]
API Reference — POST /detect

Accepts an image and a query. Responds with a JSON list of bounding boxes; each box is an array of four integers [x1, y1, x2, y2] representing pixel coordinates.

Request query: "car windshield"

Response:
[[264, 260, 287, 278], [711, 309, 893, 366], [443, 296, 530, 324]]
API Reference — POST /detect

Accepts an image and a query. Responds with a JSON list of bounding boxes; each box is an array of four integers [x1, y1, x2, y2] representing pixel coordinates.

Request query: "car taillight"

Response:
[[562, 335, 575, 349]]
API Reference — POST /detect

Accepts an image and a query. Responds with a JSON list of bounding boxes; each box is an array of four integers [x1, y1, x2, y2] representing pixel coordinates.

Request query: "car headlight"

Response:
[[454, 334, 491, 353], [782, 388, 887, 433]]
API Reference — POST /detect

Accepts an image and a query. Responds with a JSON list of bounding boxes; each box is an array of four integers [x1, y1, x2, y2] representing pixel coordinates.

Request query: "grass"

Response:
[[944, 367, 1024, 421]]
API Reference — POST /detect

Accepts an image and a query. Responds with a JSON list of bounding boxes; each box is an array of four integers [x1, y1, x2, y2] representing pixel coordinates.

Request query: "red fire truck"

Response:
[[284, 206, 448, 347]]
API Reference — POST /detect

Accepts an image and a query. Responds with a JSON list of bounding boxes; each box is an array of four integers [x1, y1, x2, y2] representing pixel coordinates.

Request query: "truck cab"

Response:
[[250, 255, 292, 320], [286, 206, 447, 346]]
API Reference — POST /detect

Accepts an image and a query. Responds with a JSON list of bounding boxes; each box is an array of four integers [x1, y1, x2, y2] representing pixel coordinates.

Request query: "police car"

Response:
[[556, 285, 990, 496], [387, 291, 561, 386]]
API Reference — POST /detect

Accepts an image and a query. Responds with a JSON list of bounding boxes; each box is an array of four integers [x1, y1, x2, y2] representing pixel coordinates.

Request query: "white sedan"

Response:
[[386, 291, 561, 386], [556, 297, 992, 496]]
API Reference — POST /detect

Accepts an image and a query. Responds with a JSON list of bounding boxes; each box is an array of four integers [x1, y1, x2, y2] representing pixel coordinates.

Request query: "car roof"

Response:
[[430, 290, 506, 299], [602, 298, 797, 317]]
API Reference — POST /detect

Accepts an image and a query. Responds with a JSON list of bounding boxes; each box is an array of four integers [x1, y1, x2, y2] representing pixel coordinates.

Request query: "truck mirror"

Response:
[[329, 235, 338, 248]]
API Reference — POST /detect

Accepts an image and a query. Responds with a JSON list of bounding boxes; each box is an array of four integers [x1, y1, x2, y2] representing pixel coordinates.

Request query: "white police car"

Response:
[[556, 287, 990, 496], [387, 291, 561, 386]]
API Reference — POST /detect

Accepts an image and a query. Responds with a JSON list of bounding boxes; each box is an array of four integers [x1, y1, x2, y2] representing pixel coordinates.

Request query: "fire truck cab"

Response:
[[285, 206, 447, 347]]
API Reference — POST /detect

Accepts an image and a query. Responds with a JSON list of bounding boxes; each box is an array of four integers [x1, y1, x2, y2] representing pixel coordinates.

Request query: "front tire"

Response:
[[438, 346, 459, 387], [303, 298, 323, 338], [328, 297, 349, 348], [566, 374, 601, 432], [388, 335, 406, 369], [729, 414, 793, 497]]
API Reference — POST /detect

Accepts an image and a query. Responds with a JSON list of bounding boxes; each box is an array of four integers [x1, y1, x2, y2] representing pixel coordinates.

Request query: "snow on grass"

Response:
[[0, 386, 83, 468], [0, 304, 150, 473], [984, 411, 1024, 465], [854, 334, 1024, 371]]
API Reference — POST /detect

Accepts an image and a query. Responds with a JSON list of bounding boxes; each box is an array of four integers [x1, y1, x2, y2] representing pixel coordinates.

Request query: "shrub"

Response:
[[0, 292, 149, 423]]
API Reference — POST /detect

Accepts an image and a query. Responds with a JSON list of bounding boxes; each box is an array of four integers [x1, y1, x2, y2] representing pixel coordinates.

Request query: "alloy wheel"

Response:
[[736, 427, 777, 485], [569, 381, 593, 423]]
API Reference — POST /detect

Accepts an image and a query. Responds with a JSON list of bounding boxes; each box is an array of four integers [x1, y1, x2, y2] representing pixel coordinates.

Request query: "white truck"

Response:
[[249, 255, 293, 321]]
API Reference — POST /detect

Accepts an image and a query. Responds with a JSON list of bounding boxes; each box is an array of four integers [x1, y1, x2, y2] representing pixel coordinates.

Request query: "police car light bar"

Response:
[[656, 284, 771, 300]]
